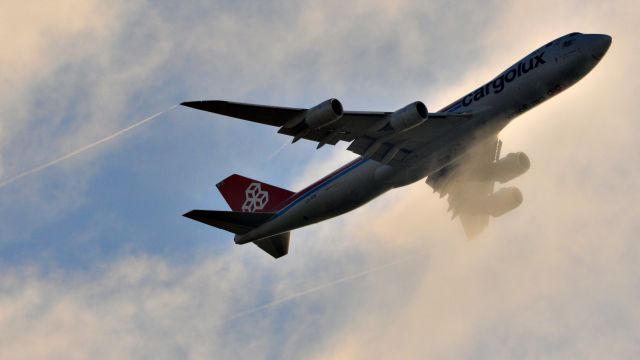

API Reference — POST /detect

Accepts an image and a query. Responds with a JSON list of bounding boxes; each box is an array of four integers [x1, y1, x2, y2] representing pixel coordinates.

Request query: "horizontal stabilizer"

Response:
[[254, 232, 290, 259], [183, 210, 274, 235]]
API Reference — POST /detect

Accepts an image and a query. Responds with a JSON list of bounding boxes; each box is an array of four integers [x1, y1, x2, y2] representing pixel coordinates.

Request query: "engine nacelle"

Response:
[[492, 152, 530, 183], [305, 98, 344, 129], [486, 187, 523, 217], [389, 101, 428, 132]]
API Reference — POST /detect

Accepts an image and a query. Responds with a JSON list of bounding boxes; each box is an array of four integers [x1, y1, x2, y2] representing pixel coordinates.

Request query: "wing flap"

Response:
[[277, 127, 353, 145], [347, 137, 411, 166]]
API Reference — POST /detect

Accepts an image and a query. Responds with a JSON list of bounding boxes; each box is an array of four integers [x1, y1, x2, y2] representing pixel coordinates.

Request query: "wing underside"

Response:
[[426, 137, 502, 238], [181, 100, 471, 167]]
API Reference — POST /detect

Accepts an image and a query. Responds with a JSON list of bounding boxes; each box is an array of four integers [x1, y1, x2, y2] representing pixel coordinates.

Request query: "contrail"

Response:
[[266, 139, 290, 160], [0, 105, 178, 189], [218, 251, 426, 325]]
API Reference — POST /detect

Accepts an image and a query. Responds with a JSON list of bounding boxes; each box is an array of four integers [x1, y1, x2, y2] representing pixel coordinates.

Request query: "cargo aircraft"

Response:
[[182, 32, 611, 258]]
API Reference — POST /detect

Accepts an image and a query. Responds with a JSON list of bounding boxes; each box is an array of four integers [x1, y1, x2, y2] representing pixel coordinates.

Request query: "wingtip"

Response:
[[181, 101, 199, 107], [180, 101, 198, 108], [181, 100, 230, 112], [183, 210, 197, 218]]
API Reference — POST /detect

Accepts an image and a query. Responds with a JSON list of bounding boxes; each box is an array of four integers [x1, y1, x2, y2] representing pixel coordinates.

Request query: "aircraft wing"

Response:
[[426, 137, 502, 238], [182, 100, 471, 167]]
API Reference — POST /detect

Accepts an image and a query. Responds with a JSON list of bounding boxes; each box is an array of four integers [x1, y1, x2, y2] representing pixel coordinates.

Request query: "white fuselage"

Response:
[[235, 33, 611, 244]]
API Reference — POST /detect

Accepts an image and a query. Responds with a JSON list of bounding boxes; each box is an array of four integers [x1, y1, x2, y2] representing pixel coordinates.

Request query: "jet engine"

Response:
[[491, 152, 530, 183], [389, 101, 428, 132], [304, 98, 344, 129], [486, 187, 523, 217]]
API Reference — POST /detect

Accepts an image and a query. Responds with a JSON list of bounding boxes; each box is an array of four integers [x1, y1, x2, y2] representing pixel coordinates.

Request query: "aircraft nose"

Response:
[[584, 34, 612, 60]]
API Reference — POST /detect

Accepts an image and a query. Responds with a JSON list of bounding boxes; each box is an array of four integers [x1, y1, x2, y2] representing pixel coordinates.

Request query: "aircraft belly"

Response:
[[297, 161, 390, 222]]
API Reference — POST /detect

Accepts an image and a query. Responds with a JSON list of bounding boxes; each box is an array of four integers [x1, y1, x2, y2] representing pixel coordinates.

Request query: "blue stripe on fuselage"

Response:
[[271, 158, 369, 219], [446, 104, 463, 112]]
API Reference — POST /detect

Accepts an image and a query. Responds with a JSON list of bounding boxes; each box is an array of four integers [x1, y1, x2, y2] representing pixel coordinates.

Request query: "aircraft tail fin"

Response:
[[254, 232, 290, 258], [216, 174, 294, 212]]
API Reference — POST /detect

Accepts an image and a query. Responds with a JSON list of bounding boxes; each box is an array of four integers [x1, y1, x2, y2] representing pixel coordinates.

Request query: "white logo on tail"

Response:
[[242, 182, 269, 212]]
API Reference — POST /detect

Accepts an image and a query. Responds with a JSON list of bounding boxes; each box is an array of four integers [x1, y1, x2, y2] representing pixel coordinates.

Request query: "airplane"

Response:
[[182, 32, 612, 259]]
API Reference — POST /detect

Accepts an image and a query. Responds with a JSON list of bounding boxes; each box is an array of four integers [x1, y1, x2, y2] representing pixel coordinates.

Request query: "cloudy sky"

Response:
[[1, 0, 639, 358]]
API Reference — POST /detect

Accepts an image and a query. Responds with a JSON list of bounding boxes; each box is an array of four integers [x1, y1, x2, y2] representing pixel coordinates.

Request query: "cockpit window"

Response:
[[563, 39, 575, 47], [568, 32, 580, 37]]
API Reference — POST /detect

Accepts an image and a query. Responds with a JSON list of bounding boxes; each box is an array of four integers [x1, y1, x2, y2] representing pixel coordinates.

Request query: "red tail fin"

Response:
[[216, 174, 294, 213]]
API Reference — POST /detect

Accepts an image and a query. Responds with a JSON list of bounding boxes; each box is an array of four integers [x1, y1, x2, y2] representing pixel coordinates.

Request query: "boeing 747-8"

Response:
[[182, 32, 611, 258]]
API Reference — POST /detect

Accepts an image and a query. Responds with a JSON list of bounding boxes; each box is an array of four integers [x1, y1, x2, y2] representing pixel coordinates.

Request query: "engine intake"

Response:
[[492, 152, 530, 183], [389, 101, 428, 132], [486, 187, 523, 217], [305, 98, 344, 129]]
